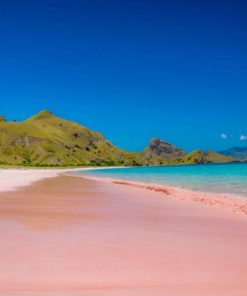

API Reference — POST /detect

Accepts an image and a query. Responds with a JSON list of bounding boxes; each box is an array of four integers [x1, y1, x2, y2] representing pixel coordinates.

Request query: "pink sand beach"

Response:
[[0, 171, 247, 295]]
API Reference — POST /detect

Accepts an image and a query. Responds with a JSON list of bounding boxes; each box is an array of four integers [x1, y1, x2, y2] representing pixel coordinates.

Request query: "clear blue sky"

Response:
[[0, 0, 246, 152]]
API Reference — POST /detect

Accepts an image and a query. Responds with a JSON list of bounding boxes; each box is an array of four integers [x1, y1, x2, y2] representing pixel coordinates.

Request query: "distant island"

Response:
[[220, 147, 247, 160], [0, 110, 242, 167]]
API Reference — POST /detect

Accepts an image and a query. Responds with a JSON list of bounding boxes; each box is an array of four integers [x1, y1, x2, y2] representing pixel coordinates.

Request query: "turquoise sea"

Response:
[[79, 163, 247, 197]]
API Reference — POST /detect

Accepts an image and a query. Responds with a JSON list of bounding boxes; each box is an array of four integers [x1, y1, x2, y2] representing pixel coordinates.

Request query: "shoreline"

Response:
[[1, 167, 247, 217], [0, 167, 125, 193], [72, 174, 247, 216]]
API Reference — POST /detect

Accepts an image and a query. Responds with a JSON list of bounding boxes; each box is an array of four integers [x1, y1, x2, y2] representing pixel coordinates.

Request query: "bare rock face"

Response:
[[144, 138, 185, 159]]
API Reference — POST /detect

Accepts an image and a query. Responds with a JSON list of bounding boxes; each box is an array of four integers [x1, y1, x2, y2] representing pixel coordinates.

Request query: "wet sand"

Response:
[[0, 175, 247, 295]]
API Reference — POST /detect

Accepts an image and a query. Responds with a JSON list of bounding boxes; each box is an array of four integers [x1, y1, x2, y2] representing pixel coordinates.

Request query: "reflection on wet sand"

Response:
[[0, 176, 104, 230]]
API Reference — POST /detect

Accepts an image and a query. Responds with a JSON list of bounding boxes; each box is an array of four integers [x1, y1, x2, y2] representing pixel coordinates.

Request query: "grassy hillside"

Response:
[[0, 110, 145, 166], [0, 110, 235, 167], [179, 149, 234, 164]]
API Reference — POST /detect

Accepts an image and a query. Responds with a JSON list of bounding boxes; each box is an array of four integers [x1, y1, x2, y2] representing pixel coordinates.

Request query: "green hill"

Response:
[[0, 110, 235, 167], [179, 149, 234, 164], [141, 141, 233, 165], [0, 110, 145, 166]]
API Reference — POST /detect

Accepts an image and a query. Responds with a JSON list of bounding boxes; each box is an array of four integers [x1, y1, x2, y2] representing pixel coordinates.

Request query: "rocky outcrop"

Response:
[[144, 138, 185, 159]]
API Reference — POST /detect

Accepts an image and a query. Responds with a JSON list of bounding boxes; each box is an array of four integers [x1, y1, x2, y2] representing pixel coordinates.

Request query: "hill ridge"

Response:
[[220, 146, 247, 160], [0, 110, 235, 167]]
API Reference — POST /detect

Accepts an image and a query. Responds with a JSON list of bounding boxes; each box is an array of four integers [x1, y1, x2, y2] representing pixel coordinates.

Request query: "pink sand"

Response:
[[0, 175, 247, 296], [80, 175, 247, 216]]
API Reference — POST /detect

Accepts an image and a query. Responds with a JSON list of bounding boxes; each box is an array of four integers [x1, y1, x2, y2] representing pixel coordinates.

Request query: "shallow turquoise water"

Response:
[[78, 163, 247, 197]]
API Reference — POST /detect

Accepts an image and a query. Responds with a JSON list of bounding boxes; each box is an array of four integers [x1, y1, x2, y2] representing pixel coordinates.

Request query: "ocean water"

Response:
[[79, 163, 247, 197]]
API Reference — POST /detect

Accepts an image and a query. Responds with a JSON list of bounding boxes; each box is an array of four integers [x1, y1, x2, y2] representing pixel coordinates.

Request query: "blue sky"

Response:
[[0, 0, 246, 152]]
